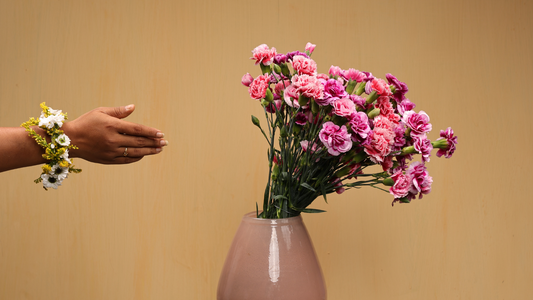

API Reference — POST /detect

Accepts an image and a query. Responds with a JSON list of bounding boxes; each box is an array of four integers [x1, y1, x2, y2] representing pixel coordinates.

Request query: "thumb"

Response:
[[101, 104, 135, 119]]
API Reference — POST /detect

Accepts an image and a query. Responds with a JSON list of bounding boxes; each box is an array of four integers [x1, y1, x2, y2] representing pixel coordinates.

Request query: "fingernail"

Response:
[[125, 104, 134, 111], [160, 140, 168, 146], [156, 147, 162, 153], [156, 132, 165, 138]]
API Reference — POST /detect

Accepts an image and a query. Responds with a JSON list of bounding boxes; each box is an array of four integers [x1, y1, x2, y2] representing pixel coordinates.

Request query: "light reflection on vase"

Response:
[[217, 212, 327, 300]]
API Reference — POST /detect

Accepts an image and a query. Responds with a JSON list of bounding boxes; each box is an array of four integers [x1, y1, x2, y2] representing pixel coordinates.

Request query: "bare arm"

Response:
[[0, 104, 167, 172]]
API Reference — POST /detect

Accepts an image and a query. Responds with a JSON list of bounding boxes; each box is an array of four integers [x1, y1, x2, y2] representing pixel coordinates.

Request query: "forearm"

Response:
[[0, 127, 48, 172]]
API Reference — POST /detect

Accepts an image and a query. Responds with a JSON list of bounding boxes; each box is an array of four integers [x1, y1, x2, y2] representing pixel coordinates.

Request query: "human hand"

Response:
[[63, 104, 167, 164]]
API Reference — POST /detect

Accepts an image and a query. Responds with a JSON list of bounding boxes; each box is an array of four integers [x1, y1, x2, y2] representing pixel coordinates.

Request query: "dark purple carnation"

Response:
[[286, 51, 309, 61], [295, 112, 308, 125], [273, 54, 288, 65], [386, 73, 409, 103]]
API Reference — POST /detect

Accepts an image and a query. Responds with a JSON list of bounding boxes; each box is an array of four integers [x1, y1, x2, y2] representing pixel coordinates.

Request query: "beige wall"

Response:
[[1, 0, 532, 299]]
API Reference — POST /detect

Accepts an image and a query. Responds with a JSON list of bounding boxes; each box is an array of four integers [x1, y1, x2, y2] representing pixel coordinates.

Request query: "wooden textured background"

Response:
[[1, 0, 532, 299]]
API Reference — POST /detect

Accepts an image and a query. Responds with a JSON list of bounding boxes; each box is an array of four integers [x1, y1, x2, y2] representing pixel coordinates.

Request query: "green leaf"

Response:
[[320, 183, 328, 204], [272, 195, 288, 200], [300, 183, 316, 192], [300, 208, 327, 213]]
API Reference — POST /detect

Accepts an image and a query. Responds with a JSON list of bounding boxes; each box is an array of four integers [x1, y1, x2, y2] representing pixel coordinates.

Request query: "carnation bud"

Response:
[[280, 126, 289, 138], [241, 73, 254, 87], [265, 88, 274, 102], [260, 63, 271, 75], [335, 165, 352, 178], [305, 42, 316, 55], [365, 91, 379, 105], [311, 99, 319, 114], [355, 81, 367, 95], [280, 64, 291, 77], [352, 151, 368, 163], [345, 80, 357, 94], [271, 63, 282, 74], [251, 115, 260, 127], [383, 177, 395, 186], [298, 94, 310, 106], [367, 108, 380, 119]]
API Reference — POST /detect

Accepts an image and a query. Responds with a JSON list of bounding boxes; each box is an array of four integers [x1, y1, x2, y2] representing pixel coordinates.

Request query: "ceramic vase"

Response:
[[217, 212, 326, 300]]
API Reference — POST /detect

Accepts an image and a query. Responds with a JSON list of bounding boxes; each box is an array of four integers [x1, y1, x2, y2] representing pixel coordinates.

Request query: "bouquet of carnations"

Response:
[[242, 43, 458, 219]]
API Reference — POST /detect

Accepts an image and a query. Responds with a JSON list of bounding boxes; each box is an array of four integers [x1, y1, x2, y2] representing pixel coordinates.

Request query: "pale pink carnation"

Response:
[[342, 69, 365, 82], [274, 80, 291, 96], [413, 135, 433, 163], [389, 171, 412, 199], [333, 98, 356, 118], [329, 65, 342, 77], [305, 42, 316, 54], [317, 73, 329, 81], [364, 116, 395, 163], [291, 55, 317, 76], [251, 44, 277, 66], [241, 73, 253, 87], [436, 127, 458, 158], [300, 140, 319, 153], [370, 78, 392, 96], [319, 122, 353, 156], [402, 110, 432, 137], [292, 74, 323, 99], [248, 74, 270, 100], [283, 84, 300, 108]]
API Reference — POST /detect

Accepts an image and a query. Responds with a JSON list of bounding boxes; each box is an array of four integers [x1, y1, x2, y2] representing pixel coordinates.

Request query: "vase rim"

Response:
[[242, 211, 303, 225]]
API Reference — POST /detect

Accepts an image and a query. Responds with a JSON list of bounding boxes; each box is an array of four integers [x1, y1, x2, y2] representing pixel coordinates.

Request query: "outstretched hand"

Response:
[[63, 104, 167, 164]]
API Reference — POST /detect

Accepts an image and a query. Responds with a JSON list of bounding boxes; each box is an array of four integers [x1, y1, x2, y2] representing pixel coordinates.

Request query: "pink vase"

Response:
[[217, 212, 327, 300]]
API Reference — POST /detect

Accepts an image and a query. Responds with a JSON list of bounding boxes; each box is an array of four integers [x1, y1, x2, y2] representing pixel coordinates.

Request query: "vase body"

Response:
[[217, 212, 326, 300]]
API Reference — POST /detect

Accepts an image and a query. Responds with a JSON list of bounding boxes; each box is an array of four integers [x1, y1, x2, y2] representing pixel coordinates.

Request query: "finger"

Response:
[[116, 134, 168, 148], [100, 104, 135, 119], [118, 146, 163, 158], [115, 119, 164, 138]]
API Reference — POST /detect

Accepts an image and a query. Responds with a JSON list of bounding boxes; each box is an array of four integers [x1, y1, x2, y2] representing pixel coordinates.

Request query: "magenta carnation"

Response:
[[386, 73, 408, 102], [402, 110, 432, 137], [436, 127, 458, 158], [319, 122, 353, 156], [413, 135, 433, 163], [348, 111, 371, 141], [323, 78, 348, 101], [342, 68, 365, 82], [406, 161, 433, 199]]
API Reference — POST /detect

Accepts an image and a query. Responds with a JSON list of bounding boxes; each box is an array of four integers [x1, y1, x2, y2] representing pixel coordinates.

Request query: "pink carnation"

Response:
[[292, 55, 318, 76], [319, 122, 353, 156], [292, 74, 323, 100], [370, 78, 392, 96], [436, 127, 458, 158], [241, 73, 253, 87], [323, 79, 348, 101], [305, 42, 316, 55], [333, 98, 356, 118], [375, 96, 400, 124], [274, 80, 291, 96], [265, 100, 282, 113], [364, 116, 395, 163], [251, 44, 277, 66], [248, 74, 270, 100], [402, 110, 432, 137], [389, 171, 412, 199]]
